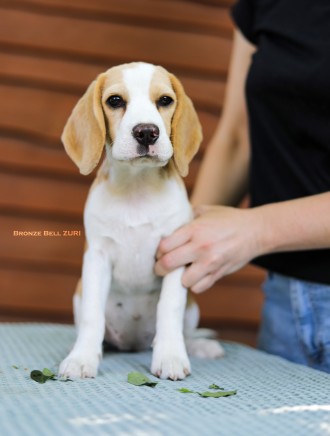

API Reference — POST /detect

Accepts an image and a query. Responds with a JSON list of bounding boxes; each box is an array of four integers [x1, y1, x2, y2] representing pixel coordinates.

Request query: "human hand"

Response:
[[155, 205, 264, 293]]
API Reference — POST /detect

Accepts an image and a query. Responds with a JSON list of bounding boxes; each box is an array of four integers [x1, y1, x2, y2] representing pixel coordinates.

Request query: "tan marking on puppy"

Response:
[[61, 73, 107, 175], [149, 66, 177, 136], [169, 73, 203, 177], [94, 158, 110, 184], [101, 65, 128, 143], [75, 278, 82, 297]]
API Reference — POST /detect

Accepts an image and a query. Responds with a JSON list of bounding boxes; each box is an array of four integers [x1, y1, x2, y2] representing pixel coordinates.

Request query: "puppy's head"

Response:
[[61, 62, 202, 177]]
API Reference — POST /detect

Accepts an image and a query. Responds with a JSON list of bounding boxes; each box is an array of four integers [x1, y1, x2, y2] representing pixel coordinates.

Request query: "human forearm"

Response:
[[255, 192, 330, 255], [156, 193, 330, 293]]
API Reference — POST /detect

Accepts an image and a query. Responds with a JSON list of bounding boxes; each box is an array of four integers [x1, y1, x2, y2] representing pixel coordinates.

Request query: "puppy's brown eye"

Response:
[[157, 96, 173, 108], [106, 95, 125, 109]]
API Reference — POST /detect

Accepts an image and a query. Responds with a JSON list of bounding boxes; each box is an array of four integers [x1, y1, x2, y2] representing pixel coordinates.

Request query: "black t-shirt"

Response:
[[232, 0, 330, 285]]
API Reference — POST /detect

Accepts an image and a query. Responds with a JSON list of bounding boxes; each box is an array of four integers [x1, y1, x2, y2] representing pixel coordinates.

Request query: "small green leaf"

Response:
[[30, 370, 48, 384], [42, 368, 56, 378], [199, 390, 237, 398], [177, 388, 195, 394], [12, 365, 19, 370], [208, 384, 224, 390], [30, 368, 60, 384], [127, 372, 158, 388]]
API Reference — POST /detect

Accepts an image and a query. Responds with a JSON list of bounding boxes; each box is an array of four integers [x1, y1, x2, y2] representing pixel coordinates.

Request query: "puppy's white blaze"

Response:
[[111, 63, 173, 163], [122, 63, 155, 99]]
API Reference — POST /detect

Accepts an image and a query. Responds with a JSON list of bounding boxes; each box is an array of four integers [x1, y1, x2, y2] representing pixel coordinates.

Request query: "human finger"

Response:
[[156, 225, 191, 259], [154, 242, 196, 277], [181, 261, 209, 290], [190, 263, 233, 293], [190, 273, 217, 294]]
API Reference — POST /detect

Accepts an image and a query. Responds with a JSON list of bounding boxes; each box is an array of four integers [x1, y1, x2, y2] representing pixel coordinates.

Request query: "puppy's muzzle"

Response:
[[132, 123, 160, 155]]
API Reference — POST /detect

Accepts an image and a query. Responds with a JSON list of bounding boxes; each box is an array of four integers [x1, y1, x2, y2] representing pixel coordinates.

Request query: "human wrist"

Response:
[[251, 202, 290, 257], [247, 205, 274, 257]]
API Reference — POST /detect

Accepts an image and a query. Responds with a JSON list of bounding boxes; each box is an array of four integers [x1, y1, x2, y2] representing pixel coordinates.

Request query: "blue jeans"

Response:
[[257, 272, 330, 373]]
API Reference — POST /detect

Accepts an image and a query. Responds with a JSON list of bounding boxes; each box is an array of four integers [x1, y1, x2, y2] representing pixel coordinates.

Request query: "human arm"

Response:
[[155, 193, 330, 293], [190, 29, 256, 207], [155, 30, 330, 292]]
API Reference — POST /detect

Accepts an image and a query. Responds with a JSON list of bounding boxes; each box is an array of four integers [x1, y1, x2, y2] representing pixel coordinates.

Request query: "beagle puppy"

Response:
[[59, 62, 224, 380]]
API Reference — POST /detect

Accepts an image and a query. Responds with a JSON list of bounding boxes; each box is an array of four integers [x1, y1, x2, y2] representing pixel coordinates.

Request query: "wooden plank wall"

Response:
[[0, 0, 265, 344]]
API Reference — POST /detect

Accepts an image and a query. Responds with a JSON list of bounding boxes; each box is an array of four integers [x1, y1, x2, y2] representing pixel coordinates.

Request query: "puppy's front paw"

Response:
[[59, 352, 101, 379], [151, 341, 191, 380]]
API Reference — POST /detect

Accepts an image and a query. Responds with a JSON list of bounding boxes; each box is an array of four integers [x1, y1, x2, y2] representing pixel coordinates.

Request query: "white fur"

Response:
[[59, 63, 224, 380], [107, 64, 174, 164]]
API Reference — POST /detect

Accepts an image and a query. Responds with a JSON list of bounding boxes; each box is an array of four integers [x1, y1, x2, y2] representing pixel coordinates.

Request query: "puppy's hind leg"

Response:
[[184, 301, 225, 359]]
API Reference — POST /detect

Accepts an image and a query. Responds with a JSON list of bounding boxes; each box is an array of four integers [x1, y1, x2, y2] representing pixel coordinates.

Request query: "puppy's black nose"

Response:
[[132, 123, 160, 147]]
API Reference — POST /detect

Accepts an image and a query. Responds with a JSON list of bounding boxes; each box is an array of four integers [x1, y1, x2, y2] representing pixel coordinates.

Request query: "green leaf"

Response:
[[30, 368, 62, 384], [177, 388, 196, 394], [208, 384, 224, 390], [42, 368, 56, 379], [12, 365, 19, 370], [127, 372, 158, 388], [199, 390, 237, 398], [30, 370, 48, 384]]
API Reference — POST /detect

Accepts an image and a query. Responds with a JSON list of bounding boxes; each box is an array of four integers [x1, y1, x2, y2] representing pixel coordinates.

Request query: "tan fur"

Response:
[[75, 278, 82, 296], [102, 66, 129, 142], [169, 74, 203, 177], [62, 64, 202, 179], [150, 67, 176, 137], [61, 73, 107, 175]]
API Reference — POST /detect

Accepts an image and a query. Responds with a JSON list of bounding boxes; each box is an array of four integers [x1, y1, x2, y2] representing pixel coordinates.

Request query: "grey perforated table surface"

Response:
[[1, 324, 330, 436]]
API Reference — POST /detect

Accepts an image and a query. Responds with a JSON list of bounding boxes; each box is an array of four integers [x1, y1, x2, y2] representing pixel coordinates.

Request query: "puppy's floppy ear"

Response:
[[169, 73, 203, 177], [61, 73, 106, 175]]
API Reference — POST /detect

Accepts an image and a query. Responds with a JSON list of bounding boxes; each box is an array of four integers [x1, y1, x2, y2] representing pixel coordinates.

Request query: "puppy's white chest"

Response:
[[85, 175, 191, 294], [109, 221, 162, 294]]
